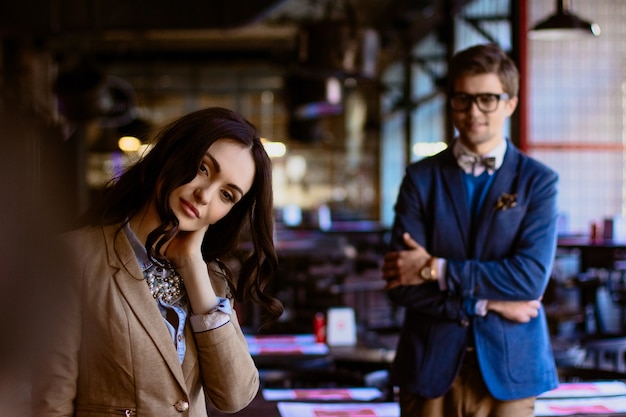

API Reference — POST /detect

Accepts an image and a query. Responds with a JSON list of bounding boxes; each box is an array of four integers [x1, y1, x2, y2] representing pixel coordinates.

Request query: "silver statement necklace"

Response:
[[144, 265, 186, 304], [123, 222, 186, 304]]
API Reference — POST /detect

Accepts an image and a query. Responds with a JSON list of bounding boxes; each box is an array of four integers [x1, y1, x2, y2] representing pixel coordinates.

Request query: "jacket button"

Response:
[[174, 400, 189, 412], [460, 319, 470, 327]]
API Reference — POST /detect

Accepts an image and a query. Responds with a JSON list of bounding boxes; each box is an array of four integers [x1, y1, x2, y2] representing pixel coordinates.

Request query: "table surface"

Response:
[[209, 391, 626, 417], [558, 237, 626, 248], [234, 339, 626, 417]]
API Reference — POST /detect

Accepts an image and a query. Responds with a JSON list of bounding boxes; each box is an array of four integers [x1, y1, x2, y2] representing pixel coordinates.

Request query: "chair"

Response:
[[558, 366, 626, 382], [582, 335, 626, 372], [607, 270, 626, 331]]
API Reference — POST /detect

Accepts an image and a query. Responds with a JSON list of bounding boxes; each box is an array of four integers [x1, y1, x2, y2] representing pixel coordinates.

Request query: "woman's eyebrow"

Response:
[[207, 152, 221, 173], [206, 151, 245, 197]]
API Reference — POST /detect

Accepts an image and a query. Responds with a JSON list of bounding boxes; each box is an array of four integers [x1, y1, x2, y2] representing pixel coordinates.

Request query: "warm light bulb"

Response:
[[118, 136, 142, 152], [261, 139, 287, 158]]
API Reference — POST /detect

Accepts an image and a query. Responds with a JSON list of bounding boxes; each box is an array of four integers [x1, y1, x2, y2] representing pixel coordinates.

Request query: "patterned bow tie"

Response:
[[457, 154, 497, 176]]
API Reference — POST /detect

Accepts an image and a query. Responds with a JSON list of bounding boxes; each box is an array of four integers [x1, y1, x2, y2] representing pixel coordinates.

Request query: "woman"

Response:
[[32, 107, 283, 416]]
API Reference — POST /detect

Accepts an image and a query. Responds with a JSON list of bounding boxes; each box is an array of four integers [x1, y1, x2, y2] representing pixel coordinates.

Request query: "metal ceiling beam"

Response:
[[1, 0, 291, 33]]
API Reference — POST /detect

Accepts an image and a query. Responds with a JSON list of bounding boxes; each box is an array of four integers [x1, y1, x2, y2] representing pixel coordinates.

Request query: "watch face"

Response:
[[420, 266, 433, 280]]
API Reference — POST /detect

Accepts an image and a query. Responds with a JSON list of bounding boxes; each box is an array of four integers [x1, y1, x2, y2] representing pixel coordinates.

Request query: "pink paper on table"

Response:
[[259, 346, 304, 354], [539, 380, 626, 399], [294, 389, 353, 400], [548, 404, 613, 413], [535, 396, 626, 416], [313, 409, 377, 417], [263, 387, 383, 402], [550, 383, 599, 392], [246, 334, 329, 355], [277, 402, 399, 417]]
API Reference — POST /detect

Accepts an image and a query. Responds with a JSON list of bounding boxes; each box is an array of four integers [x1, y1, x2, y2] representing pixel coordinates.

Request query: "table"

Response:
[[209, 392, 280, 417], [245, 334, 395, 371], [535, 380, 626, 416], [208, 383, 626, 417], [245, 333, 331, 370], [557, 237, 626, 271], [209, 390, 397, 417], [236, 334, 626, 417], [243, 333, 395, 400]]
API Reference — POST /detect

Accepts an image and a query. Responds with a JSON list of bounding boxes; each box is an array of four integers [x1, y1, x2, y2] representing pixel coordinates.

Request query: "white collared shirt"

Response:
[[453, 138, 507, 175]]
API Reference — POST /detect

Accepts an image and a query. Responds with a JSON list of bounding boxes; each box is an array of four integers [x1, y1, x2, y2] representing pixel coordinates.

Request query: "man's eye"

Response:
[[478, 95, 496, 103]]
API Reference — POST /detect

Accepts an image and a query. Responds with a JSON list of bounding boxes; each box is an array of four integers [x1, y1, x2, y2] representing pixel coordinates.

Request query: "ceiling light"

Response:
[[528, 0, 600, 41], [261, 139, 287, 158], [118, 136, 142, 153]]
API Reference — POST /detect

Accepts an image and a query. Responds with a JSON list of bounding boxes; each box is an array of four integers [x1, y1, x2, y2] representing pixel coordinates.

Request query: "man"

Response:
[[382, 43, 559, 417]]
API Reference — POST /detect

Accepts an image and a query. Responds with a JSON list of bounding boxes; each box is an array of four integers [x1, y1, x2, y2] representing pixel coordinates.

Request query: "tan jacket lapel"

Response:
[[102, 225, 188, 391], [182, 325, 198, 385]]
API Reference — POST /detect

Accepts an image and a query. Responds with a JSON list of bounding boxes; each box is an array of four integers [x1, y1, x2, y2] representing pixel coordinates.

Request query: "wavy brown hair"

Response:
[[84, 107, 283, 325]]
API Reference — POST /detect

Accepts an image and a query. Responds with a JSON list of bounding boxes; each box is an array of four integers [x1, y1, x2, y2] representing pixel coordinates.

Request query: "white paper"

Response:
[[326, 307, 357, 346], [263, 387, 383, 401], [277, 401, 399, 417]]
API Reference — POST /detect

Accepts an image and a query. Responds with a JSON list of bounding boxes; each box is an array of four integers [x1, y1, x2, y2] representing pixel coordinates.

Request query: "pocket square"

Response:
[[495, 193, 517, 211]]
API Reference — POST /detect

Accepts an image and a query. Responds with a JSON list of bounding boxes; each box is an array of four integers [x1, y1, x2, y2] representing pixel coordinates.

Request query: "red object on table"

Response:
[[314, 312, 326, 343]]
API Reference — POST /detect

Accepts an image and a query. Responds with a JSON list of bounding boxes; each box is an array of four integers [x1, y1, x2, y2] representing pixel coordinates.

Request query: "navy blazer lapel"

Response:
[[440, 149, 471, 248], [473, 144, 520, 253], [102, 225, 188, 391]]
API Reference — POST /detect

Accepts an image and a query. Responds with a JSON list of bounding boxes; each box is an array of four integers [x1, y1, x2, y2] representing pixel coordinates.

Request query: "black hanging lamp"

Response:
[[528, 0, 600, 40]]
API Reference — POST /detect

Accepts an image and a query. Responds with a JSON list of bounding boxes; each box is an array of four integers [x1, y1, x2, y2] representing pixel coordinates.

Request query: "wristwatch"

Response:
[[419, 257, 438, 281]]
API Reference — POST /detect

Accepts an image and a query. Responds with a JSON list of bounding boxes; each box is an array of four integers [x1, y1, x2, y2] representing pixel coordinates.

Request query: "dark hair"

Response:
[[448, 43, 519, 98], [84, 107, 283, 325]]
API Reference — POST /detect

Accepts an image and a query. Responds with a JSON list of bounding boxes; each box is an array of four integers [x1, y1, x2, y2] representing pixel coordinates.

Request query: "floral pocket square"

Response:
[[495, 193, 517, 211]]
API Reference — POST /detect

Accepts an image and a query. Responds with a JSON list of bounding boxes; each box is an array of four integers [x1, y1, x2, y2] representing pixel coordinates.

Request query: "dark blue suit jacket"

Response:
[[388, 140, 559, 400]]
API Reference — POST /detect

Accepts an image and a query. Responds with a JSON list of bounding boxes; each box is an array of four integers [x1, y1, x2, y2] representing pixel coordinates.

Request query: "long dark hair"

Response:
[[84, 107, 283, 324]]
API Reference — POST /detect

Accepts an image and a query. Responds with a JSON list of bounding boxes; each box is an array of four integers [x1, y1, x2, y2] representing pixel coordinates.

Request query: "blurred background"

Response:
[[2, 0, 622, 234], [3, 0, 626, 412]]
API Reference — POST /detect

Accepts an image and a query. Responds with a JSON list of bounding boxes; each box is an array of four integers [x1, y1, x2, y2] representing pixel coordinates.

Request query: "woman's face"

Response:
[[169, 138, 255, 232]]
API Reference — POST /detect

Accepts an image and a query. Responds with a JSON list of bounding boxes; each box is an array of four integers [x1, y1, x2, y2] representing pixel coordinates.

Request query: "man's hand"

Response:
[[382, 232, 432, 289], [487, 299, 541, 323]]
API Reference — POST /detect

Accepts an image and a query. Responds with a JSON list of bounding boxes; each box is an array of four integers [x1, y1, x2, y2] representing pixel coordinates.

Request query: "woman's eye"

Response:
[[221, 190, 235, 203], [199, 163, 209, 175]]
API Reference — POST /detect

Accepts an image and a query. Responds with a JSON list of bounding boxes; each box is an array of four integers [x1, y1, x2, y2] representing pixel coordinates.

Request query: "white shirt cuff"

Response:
[[189, 297, 232, 332], [475, 299, 488, 317], [436, 258, 447, 291]]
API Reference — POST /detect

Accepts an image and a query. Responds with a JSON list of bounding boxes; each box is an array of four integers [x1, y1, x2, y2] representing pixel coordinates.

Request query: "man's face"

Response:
[[450, 73, 518, 155]]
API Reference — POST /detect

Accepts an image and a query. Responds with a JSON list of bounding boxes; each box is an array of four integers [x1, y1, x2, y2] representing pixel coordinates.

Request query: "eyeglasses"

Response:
[[449, 93, 510, 113]]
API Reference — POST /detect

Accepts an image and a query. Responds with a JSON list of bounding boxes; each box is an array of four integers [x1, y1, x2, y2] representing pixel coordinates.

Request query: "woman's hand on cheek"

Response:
[[167, 224, 219, 312], [165, 225, 210, 266]]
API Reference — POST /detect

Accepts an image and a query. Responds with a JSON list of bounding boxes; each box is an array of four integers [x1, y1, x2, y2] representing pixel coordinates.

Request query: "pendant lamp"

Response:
[[528, 0, 600, 40]]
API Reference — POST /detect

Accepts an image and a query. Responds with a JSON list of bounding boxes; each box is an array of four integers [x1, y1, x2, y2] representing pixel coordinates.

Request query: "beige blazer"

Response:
[[32, 224, 259, 417]]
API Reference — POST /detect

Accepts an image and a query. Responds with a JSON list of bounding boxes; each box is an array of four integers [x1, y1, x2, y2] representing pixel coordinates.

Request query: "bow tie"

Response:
[[458, 154, 497, 176]]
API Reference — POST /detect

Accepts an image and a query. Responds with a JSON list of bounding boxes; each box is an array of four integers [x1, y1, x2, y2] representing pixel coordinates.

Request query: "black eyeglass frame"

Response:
[[449, 92, 510, 113]]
